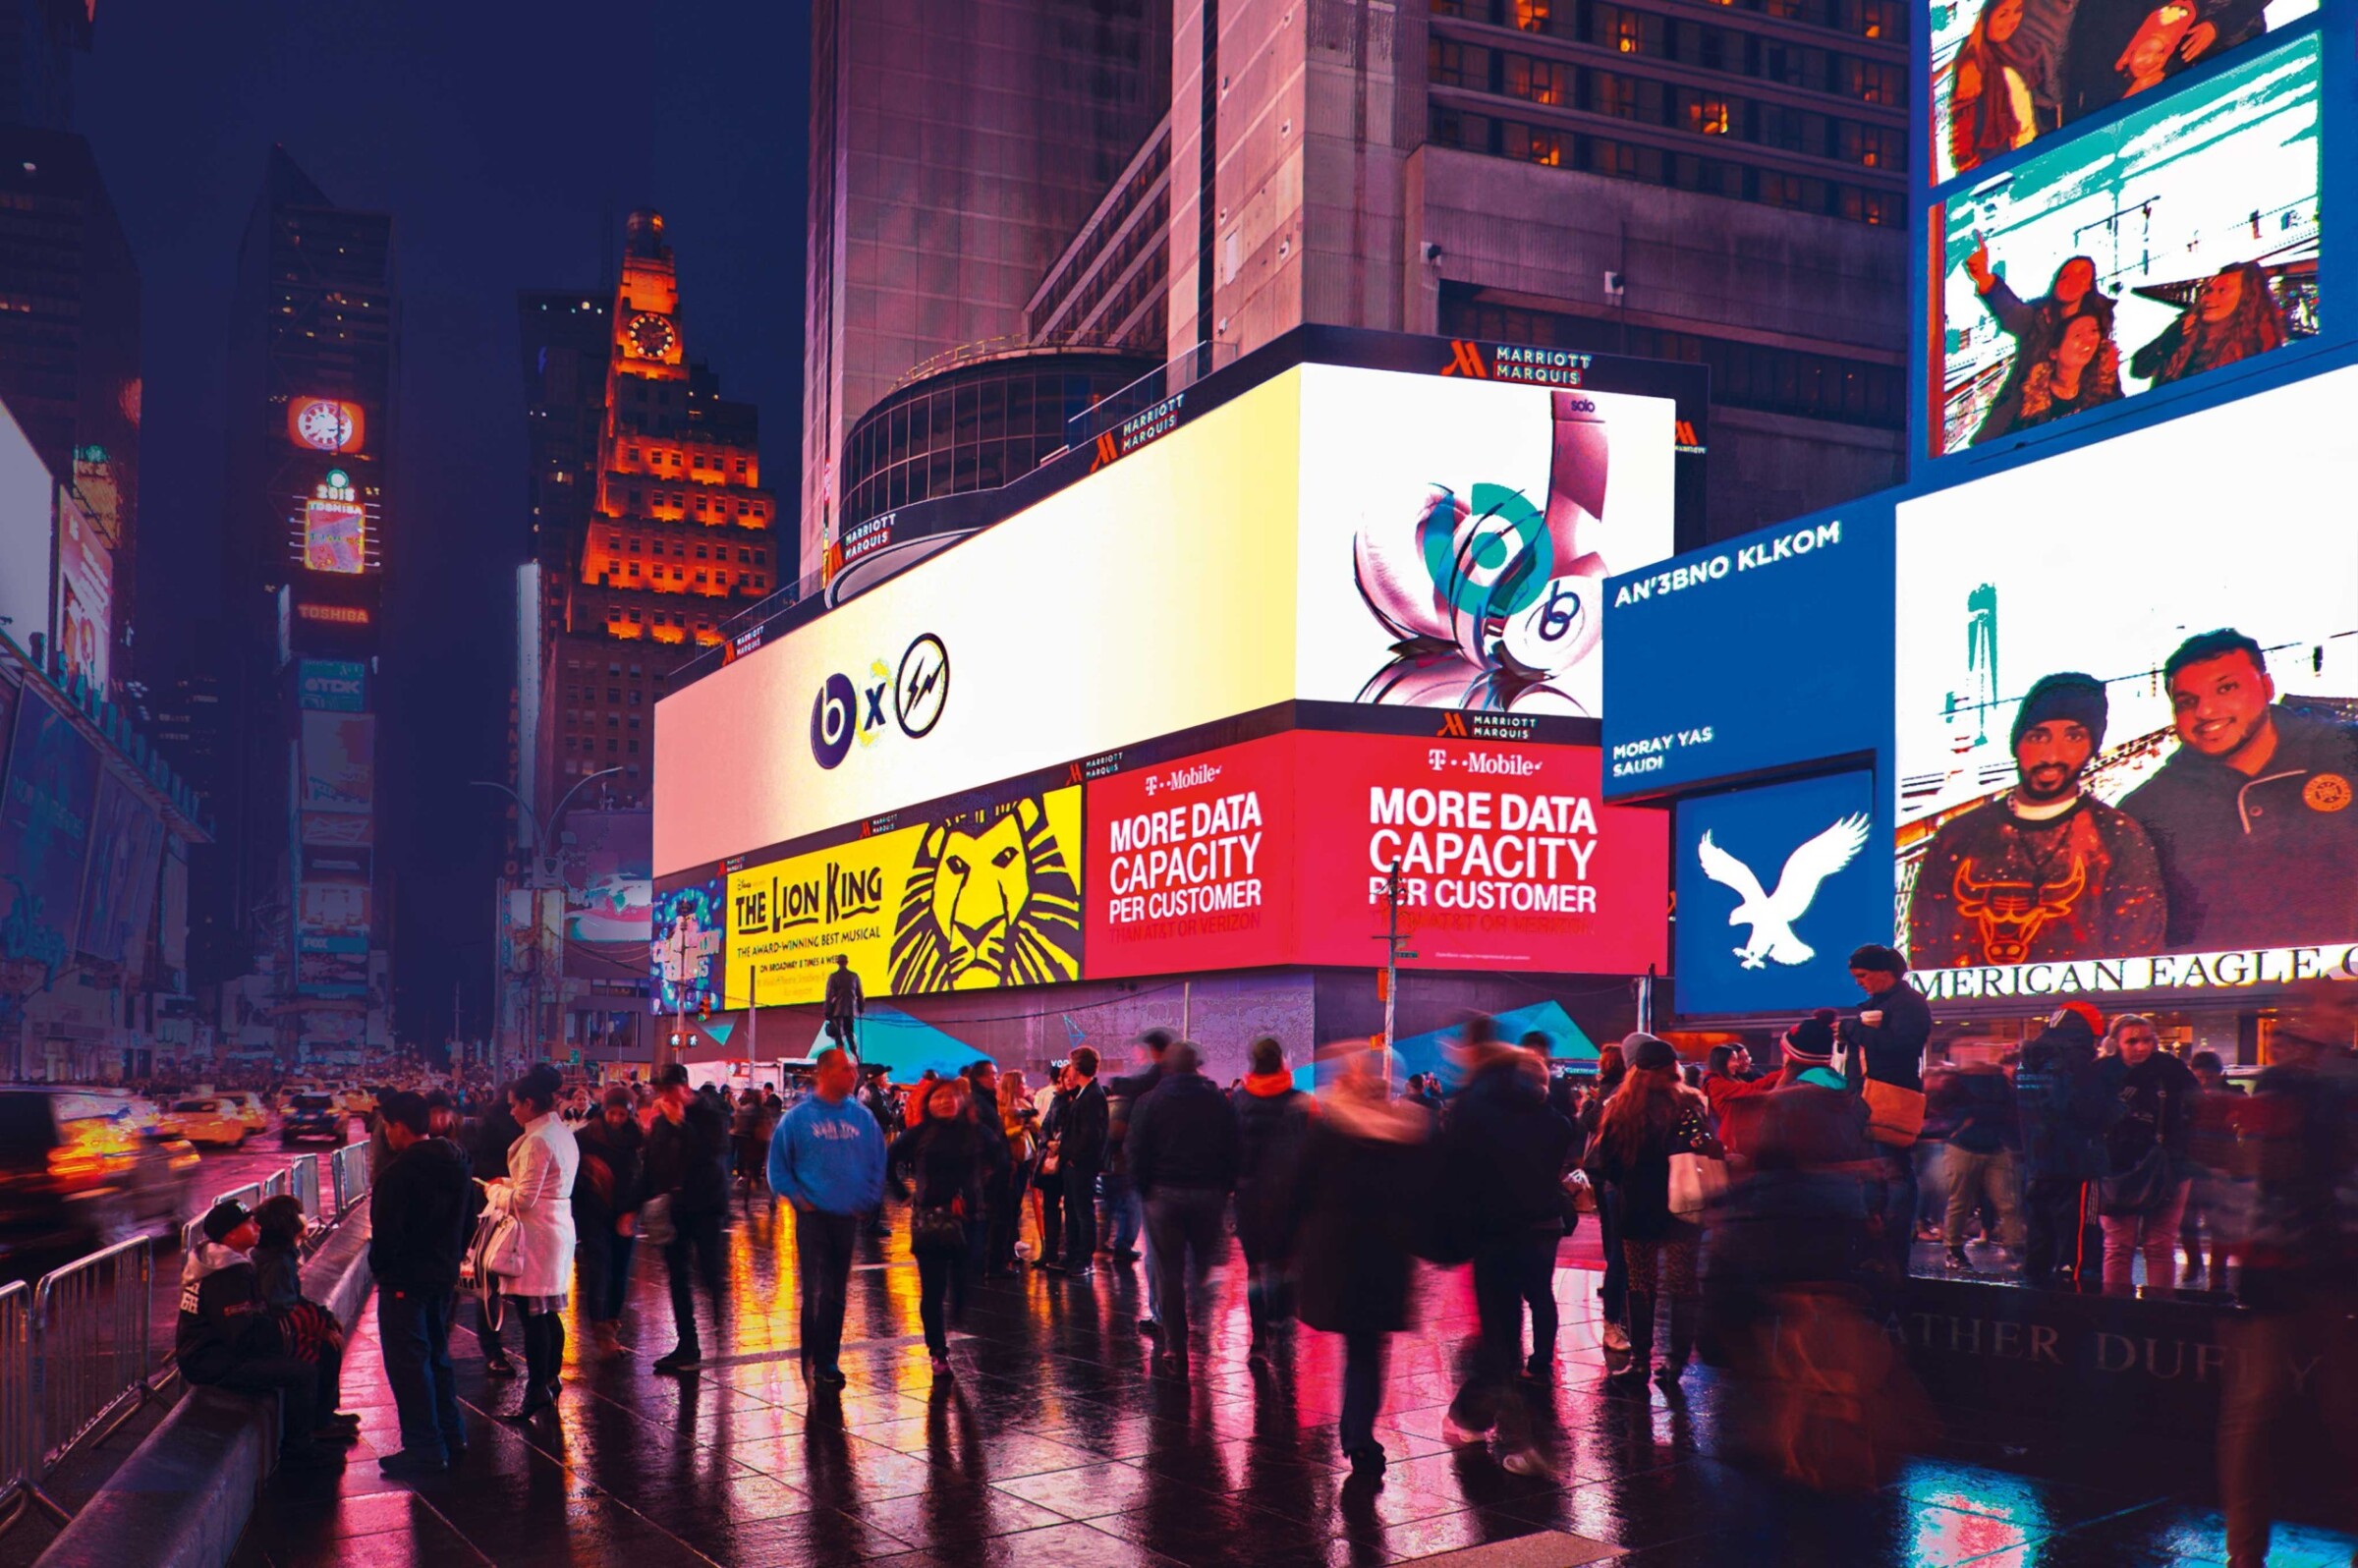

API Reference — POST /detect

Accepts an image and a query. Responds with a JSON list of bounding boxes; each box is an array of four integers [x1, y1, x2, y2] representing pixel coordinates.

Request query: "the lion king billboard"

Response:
[[723, 788, 1085, 1008]]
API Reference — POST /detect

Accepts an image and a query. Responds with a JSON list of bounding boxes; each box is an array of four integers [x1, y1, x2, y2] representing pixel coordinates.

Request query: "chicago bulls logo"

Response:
[[1951, 855, 2088, 964]]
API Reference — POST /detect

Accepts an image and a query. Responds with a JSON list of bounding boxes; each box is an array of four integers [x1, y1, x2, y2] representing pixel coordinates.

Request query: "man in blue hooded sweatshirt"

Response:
[[770, 1045, 885, 1387]]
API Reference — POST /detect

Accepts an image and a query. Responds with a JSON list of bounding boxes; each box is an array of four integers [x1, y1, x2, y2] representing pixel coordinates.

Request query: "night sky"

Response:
[[78, 0, 811, 1047]]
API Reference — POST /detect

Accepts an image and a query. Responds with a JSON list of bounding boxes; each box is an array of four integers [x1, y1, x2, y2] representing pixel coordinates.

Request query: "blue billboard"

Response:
[[1675, 770, 1885, 1017], [1601, 502, 1894, 800]]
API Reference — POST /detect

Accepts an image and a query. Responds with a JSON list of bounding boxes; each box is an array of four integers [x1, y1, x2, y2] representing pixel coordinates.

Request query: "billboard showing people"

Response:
[[1929, 0, 2315, 186], [1935, 34, 2319, 454], [1895, 365, 2358, 993]]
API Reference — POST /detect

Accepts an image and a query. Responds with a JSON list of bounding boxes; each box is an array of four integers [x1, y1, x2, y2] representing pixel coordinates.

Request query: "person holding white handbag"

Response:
[[479, 1063, 579, 1420], [1583, 1036, 1723, 1394]]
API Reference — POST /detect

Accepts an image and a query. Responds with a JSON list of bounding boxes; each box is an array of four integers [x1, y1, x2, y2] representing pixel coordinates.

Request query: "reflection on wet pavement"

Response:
[[226, 1197, 2358, 1567]]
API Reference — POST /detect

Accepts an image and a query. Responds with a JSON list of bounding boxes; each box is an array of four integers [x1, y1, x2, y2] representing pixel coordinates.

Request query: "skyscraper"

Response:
[[0, 0, 88, 133], [535, 210, 779, 813], [214, 146, 395, 1070], [800, 0, 1172, 574], [807, 0, 1911, 546]]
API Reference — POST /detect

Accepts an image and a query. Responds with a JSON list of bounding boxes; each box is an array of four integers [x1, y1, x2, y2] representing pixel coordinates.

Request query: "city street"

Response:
[[227, 1193, 2337, 1568]]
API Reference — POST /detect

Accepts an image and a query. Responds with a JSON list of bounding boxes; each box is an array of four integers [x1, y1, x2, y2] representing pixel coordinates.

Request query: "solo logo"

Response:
[[811, 633, 951, 769]]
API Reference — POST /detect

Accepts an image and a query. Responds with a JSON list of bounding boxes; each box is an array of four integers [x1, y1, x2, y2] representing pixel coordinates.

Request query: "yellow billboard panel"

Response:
[[726, 787, 1084, 1008]]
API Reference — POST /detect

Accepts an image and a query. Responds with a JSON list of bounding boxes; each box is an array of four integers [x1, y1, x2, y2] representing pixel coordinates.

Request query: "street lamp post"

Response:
[[472, 767, 624, 1069]]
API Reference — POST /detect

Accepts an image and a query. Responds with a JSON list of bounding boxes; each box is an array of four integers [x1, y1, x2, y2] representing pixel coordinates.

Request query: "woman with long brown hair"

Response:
[[2131, 261, 2288, 387], [1583, 1036, 1720, 1392]]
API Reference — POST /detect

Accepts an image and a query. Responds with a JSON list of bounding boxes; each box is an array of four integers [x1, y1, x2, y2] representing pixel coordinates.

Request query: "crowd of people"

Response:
[[161, 971, 2356, 1564]]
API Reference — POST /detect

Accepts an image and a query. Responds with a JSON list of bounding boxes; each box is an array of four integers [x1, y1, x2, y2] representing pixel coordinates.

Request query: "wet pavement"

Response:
[[229, 1193, 2358, 1568]]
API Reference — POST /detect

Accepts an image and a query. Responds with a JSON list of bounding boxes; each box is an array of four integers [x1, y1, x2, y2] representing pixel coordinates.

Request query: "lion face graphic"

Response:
[[890, 798, 1082, 993]]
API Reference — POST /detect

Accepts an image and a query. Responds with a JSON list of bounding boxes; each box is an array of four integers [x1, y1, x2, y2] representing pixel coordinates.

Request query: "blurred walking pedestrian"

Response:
[[1840, 944, 1933, 1276], [574, 1086, 646, 1358], [962, 1060, 1018, 1277], [462, 1085, 525, 1376], [644, 1061, 731, 1373], [371, 1091, 474, 1477], [1579, 1043, 1632, 1351], [2017, 1002, 2110, 1290], [1930, 1055, 2023, 1269], [888, 1079, 987, 1379], [1292, 1047, 1430, 1481], [1104, 1031, 1172, 1292], [770, 1046, 886, 1389], [1127, 1040, 1240, 1379], [1439, 1020, 1573, 1474], [480, 1063, 578, 1420], [1232, 1036, 1312, 1361], [2097, 1013, 2197, 1294]]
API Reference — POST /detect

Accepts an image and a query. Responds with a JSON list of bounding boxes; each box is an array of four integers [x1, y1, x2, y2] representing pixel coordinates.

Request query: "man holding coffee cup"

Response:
[[1842, 943, 1934, 1273]]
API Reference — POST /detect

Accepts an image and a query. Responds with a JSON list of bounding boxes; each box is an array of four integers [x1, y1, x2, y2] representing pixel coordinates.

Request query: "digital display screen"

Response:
[[1928, 0, 2314, 187], [303, 498, 366, 574], [1600, 502, 1893, 799], [1675, 771, 1884, 1016], [726, 788, 1085, 1009], [1894, 365, 2358, 1001], [655, 361, 1681, 879], [1934, 33, 2319, 455]]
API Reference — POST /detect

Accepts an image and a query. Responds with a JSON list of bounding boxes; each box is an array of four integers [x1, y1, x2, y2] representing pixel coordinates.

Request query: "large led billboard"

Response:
[[1295, 364, 1675, 719], [1600, 501, 1893, 800], [1676, 771, 1884, 1016], [655, 363, 1679, 877], [1934, 33, 2320, 455], [1087, 729, 1668, 980], [1894, 366, 2358, 1001], [0, 686, 99, 971], [558, 811, 653, 980], [726, 789, 1085, 1008], [706, 729, 1665, 1009], [1929, 0, 2314, 187], [55, 491, 112, 693]]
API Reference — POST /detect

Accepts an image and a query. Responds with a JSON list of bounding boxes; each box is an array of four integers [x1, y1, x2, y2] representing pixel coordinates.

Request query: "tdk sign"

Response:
[[811, 633, 951, 770]]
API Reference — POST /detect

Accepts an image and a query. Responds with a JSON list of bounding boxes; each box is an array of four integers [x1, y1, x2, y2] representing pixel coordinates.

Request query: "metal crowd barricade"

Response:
[[0, 1280, 38, 1534], [289, 1154, 323, 1226], [260, 1168, 291, 1204], [28, 1238, 151, 1513], [331, 1143, 370, 1214]]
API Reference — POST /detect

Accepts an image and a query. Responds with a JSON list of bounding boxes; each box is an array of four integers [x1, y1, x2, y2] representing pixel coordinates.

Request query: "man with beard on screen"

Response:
[[1909, 672, 2167, 968], [2121, 629, 2358, 953]]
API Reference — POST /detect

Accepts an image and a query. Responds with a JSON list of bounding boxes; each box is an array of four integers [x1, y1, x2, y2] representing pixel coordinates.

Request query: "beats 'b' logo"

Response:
[[811, 672, 858, 769]]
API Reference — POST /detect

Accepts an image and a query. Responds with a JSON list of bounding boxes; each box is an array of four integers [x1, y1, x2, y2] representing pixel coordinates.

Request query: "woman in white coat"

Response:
[[482, 1062, 579, 1418]]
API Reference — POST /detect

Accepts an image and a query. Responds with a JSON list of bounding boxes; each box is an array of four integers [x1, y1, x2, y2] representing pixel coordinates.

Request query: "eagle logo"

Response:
[[1696, 813, 1872, 970], [890, 798, 1083, 993]]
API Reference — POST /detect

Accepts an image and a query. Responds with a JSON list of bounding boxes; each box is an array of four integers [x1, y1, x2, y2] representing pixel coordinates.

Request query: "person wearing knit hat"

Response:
[[1779, 1010, 1843, 1088], [177, 1201, 350, 1467], [1905, 668, 2165, 973], [1621, 1033, 1678, 1073]]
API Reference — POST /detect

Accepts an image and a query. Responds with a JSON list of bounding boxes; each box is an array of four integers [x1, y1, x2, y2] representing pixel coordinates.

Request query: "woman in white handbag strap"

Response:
[[1582, 1036, 1723, 1393], [478, 1064, 579, 1420]]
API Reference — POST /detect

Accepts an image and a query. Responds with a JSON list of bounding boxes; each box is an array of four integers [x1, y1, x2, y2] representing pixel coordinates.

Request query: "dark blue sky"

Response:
[[79, 0, 810, 1045]]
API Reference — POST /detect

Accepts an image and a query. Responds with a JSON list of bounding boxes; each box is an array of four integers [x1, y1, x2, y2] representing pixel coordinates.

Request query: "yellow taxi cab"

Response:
[[154, 1096, 250, 1148], [221, 1092, 270, 1134], [338, 1086, 377, 1117]]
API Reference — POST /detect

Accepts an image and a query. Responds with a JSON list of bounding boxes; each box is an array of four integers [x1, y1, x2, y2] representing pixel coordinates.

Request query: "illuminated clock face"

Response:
[[290, 398, 362, 452], [627, 313, 677, 360]]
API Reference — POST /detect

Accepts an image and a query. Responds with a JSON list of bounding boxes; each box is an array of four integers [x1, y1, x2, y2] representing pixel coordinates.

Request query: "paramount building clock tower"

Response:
[[538, 209, 779, 811]]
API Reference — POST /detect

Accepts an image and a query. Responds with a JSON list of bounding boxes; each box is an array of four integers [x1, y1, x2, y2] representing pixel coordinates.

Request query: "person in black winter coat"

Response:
[[2016, 1001, 2112, 1288], [1232, 1036, 1313, 1357], [1291, 1050, 1432, 1480], [1583, 1037, 1720, 1390], [1842, 944, 1934, 1274], [370, 1091, 475, 1476], [1127, 1040, 1241, 1377], [1050, 1048, 1110, 1279], [644, 1062, 733, 1372], [573, 1086, 646, 1358], [178, 1200, 351, 1466], [2096, 1014, 2199, 1293], [888, 1085, 989, 1378], [1104, 1030, 1172, 1279], [1438, 1026, 1573, 1473]]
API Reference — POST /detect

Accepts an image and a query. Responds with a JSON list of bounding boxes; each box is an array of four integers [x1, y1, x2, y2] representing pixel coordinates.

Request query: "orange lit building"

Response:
[[541, 209, 778, 808]]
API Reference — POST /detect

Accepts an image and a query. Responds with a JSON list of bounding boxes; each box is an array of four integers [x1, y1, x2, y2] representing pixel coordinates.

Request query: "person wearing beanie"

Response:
[[1906, 670, 2166, 972], [176, 1201, 352, 1467], [1231, 1036, 1314, 1361], [1841, 947, 1937, 1273]]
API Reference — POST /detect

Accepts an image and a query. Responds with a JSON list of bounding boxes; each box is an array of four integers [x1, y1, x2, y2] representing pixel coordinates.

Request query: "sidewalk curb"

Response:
[[33, 1213, 374, 1568]]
